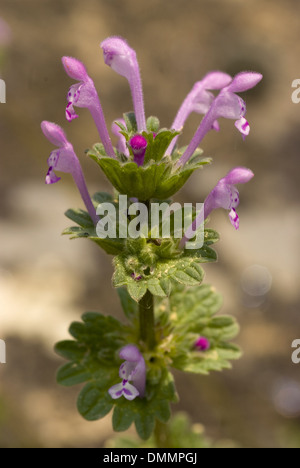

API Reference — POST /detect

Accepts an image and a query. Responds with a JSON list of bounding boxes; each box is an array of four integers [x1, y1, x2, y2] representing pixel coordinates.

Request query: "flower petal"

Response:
[[101, 36, 146, 132], [223, 167, 254, 185], [119, 344, 142, 362], [132, 358, 146, 398], [201, 71, 232, 90], [119, 361, 137, 380], [48, 147, 77, 174], [41, 121, 68, 147], [45, 167, 61, 184], [214, 92, 243, 120], [122, 382, 140, 401], [227, 72, 263, 93], [100, 36, 136, 80], [235, 117, 250, 139], [62, 56, 88, 81], [108, 383, 124, 399], [229, 208, 240, 230]]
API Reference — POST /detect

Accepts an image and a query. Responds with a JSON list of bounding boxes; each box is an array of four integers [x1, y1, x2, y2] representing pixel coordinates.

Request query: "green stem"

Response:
[[138, 199, 156, 350], [139, 290, 156, 350]]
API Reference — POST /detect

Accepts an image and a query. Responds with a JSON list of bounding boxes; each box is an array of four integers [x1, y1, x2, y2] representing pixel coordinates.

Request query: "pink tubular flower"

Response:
[[41, 121, 98, 225], [181, 167, 254, 247], [108, 345, 146, 401], [111, 119, 129, 157], [179, 72, 263, 165], [167, 71, 232, 154], [195, 337, 210, 351], [101, 37, 146, 133], [129, 134, 147, 166], [61, 56, 115, 158]]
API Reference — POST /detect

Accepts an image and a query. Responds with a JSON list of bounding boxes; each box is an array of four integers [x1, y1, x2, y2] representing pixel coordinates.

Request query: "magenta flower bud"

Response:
[[41, 121, 98, 225], [111, 119, 129, 156], [108, 344, 146, 401], [101, 37, 146, 132], [62, 57, 115, 158], [179, 71, 263, 165], [195, 337, 210, 351], [129, 134, 147, 166]]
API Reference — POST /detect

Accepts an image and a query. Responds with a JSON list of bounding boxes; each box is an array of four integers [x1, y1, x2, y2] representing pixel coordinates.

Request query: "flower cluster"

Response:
[[42, 36, 261, 237], [43, 36, 262, 406]]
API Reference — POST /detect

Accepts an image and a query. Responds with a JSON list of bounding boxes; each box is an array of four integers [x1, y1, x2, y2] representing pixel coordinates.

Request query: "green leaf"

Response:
[[56, 362, 91, 387], [157, 283, 241, 375], [54, 340, 87, 361], [63, 192, 125, 255], [87, 147, 211, 200], [65, 209, 94, 228], [143, 130, 180, 164], [113, 251, 206, 302], [112, 405, 135, 432], [155, 400, 171, 423], [135, 412, 156, 440], [117, 287, 138, 320], [146, 116, 160, 133], [77, 383, 114, 421], [89, 237, 125, 255], [127, 281, 148, 302], [111, 369, 176, 440], [123, 112, 137, 134]]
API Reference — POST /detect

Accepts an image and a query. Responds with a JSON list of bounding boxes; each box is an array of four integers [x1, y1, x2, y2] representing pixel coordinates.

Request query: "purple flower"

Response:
[[111, 119, 129, 157], [195, 336, 210, 351], [41, 121, 98, 225], [108, 344, 146, 401], [129, 134, 147, 166], [62, 56, 115, 158], [167, 71, 232, 154], [179, 72, 263, 165], [181, 167, 254, 247], [101, 37, 146, 133]]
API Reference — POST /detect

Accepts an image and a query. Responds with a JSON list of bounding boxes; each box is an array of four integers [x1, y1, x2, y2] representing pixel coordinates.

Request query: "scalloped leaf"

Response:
[[113, 254, 205, 302], [156, 283, 241, 375]]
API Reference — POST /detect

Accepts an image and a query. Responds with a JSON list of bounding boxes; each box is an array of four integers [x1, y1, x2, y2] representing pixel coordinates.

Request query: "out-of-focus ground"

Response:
[[0, 0, 300, 448]]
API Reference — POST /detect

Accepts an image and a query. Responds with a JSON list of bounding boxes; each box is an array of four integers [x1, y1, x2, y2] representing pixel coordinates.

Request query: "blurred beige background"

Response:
[[0, 0, 300, 448]]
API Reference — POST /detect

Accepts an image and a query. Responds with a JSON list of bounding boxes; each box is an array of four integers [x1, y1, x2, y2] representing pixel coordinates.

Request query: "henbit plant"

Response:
[[41, 36, 262, 444]]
